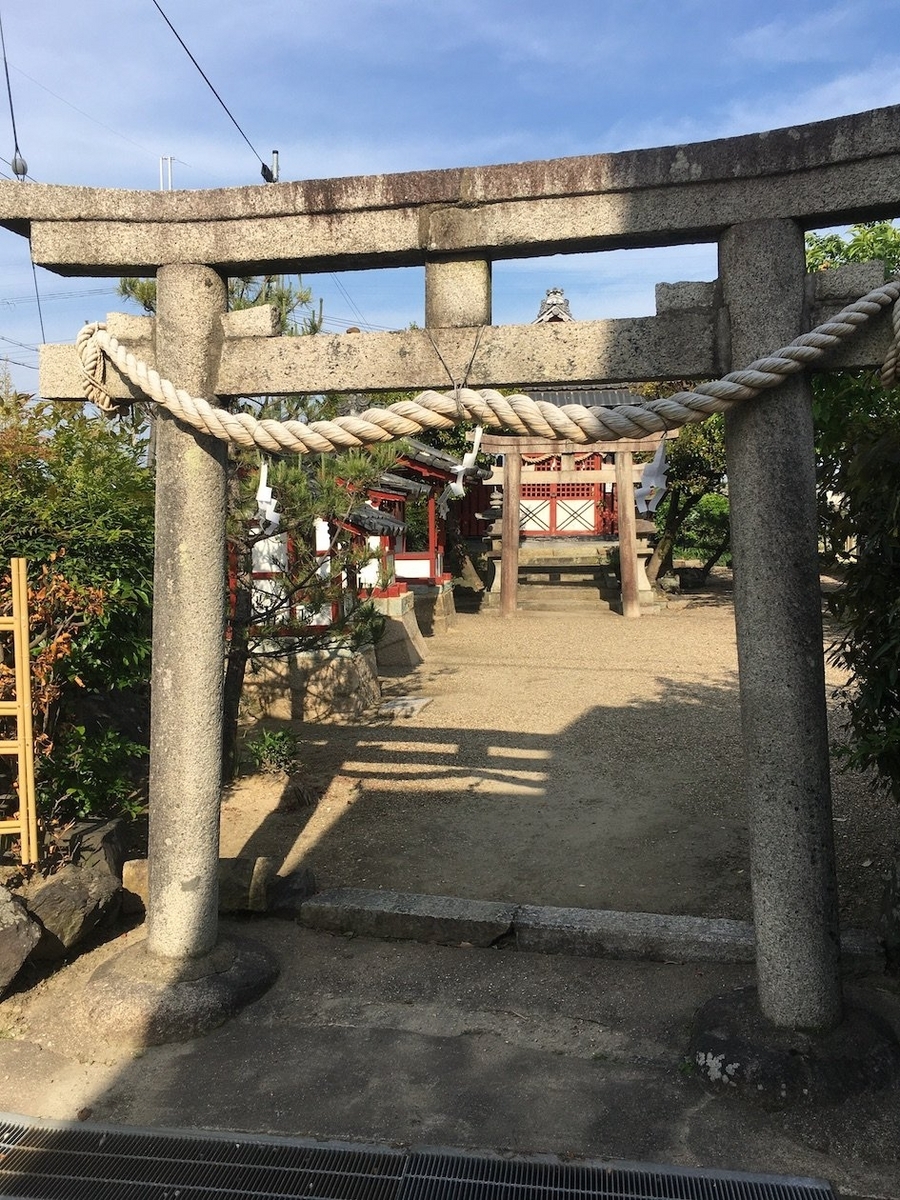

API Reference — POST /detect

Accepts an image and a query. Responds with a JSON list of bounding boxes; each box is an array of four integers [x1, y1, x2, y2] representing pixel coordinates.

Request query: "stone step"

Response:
[[520, 574, 609, 586], [517, 590, 611, 612]]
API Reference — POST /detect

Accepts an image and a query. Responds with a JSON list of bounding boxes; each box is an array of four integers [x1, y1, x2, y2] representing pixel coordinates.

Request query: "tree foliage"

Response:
[[0, 389, 155, 693], [641, 380, 727, 582], [805, 222, 900, 806], [0, 380, 155, 825], [828, 422, 900, 799], [806, 222, 900, 559]]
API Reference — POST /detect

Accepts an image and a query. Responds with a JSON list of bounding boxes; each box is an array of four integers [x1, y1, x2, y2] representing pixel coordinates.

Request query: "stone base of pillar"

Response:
[[410, 582, 457, 635], [372, 592, 427, 673], [71, 934, 279, 1047], [689, 985, 900, 1108]]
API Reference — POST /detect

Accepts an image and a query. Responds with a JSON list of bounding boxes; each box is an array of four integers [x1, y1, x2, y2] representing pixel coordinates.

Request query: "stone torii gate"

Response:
[[4, 104, 900, 1049]]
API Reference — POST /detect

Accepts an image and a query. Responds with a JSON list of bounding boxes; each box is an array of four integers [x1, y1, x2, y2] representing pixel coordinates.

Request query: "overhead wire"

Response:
[[0, 332, 38, 351], [0, 3, 24, 176], [148, 3, 373, 320], [28, 261, 45, 340], [12, 64, 189, 171], [149, 0, 274, 181], [0, 286, 115, 305], [0, 4, 46, 345], [329, 273, 370, 330]]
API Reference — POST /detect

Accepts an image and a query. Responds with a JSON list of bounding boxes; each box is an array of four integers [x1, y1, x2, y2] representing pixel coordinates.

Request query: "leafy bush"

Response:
[[674, 493, 731, 567], [829, 423, 900, 800], [37, 725, 148, 822], [0, 396, 155, 692], [245, 728, 301, 774]]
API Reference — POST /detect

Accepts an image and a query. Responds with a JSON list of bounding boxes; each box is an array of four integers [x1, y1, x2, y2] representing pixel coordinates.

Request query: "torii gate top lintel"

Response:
[[0, 103, 899, 279]]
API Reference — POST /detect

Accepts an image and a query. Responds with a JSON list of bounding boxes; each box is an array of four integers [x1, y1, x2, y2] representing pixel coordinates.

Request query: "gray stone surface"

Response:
[[515, 906, 756, 962], [124, 857, 280, 916], [291, 890, 885, 971], [267, 868, 318, 916], [240, 645, 381, 723], [299, 888, 516, 947], [120, 858, 147, 915], [42, 283, 895, 400], [146, 264, 228, 961], [40, 312, 724, 400], [217, 857, 276, 914], [0, 887, 40, 993], [68, 819, 130, 880], [373, 611, 428, 674], [811, 260, 887, 299], [690, 985, 900, 1108], [722, 220, 842, 1031], [74, 934, 279, 1046], [3, 922, 899, 1197], [411, 584, 457, 636], [655, 281, 716, 311], [6, 106, 900, 275], [425, 258, 491, 327], [24, 864, 120, 961]]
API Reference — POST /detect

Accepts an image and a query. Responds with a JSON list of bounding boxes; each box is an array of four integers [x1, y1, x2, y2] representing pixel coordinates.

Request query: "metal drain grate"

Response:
[[0, 1115, 835, 1200], [0, 1117, 406, 1200], [400, 1153, 833, 1200]]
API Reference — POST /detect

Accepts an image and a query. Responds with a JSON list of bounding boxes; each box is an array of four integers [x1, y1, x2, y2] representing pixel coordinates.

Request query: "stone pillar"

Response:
[[614, 451, 640, 619], [147, 264, 228, 960], [720, 219, 842, 1030], [425, 257, 491, 328], [500, 450, 521, 618]]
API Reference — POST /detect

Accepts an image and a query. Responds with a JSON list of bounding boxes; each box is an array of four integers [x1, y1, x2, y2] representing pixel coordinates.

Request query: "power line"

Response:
[[0, 3, 25, 179], [329, 273, 371, 330], [149, 0, 274, 182], [0, 332, 38, 351], [12, 64, 189, 170], [0, 285, 115, 305], [0, 8, 45, 346], [29, 258, 45, 340]]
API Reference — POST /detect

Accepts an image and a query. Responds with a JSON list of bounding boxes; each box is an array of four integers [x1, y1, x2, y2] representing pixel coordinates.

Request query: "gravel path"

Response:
[[223, 583, 896, 928]]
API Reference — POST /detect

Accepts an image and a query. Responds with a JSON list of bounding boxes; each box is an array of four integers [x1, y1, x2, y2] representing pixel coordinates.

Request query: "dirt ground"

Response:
[[222, 575, 897, 930]]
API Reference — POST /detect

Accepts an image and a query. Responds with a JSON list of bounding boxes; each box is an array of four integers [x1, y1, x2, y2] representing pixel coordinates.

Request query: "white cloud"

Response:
[[722, 60, 900, 135], [731, 2, 871, 65]]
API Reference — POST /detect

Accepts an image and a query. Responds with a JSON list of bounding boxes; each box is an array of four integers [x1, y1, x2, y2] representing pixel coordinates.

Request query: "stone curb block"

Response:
[[298, 888, 516, 947], [514, 905, 756, 963], [515, 906, 884, 970], [297, 889, 885, 969]]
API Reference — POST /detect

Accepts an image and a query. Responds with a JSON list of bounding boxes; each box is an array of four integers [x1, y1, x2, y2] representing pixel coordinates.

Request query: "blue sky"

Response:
[[1, 0, 899, 395]]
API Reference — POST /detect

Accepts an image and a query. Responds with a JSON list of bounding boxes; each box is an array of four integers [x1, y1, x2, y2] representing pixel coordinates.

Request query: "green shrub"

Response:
[[37, 726, 148, 822], [674, 493, 731, 566], [245, 728, 301, 774], [829, 423, 900, 800]]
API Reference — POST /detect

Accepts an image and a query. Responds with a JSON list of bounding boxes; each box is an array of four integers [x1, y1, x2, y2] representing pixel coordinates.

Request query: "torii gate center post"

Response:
[[6, 104, 900, 1043]]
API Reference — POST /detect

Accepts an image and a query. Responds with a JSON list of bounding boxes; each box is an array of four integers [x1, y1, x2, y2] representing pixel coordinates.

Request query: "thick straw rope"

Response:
[[77, 281, 900, 453]]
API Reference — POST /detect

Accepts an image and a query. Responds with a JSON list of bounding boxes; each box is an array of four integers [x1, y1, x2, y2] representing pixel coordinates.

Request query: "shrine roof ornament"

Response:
[[535, 288, 573, 323]]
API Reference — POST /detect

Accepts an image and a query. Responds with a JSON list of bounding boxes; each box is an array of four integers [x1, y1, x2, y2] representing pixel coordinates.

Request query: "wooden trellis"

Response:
[[0, 559, 39, 865]]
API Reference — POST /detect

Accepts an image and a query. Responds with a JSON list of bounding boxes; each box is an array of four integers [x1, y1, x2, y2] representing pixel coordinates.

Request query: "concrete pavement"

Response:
[[0, 918, 897, 1199]]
